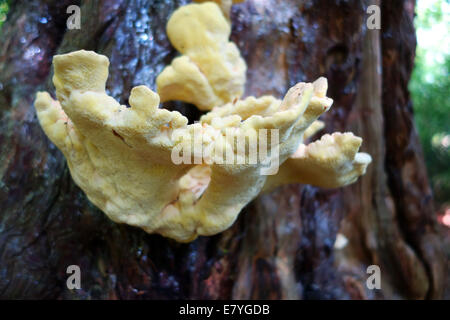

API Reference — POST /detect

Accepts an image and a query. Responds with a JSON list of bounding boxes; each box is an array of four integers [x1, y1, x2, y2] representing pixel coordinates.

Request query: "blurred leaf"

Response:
[[0, 0, 9, 28], [410, 0, 450, 203]]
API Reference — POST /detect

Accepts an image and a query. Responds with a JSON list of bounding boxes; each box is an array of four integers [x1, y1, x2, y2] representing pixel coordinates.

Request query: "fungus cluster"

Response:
[[156, 2, 246, 110], [34, 1, 371, 242]]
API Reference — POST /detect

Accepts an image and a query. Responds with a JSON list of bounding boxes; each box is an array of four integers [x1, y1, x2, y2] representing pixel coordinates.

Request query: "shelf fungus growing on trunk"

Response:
[[156, 2, 246, 110], [34, 50, 371, 242]]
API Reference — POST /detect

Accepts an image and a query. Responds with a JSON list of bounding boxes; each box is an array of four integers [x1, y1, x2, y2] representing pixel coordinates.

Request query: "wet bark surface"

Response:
[[0, 0, 445, 299]]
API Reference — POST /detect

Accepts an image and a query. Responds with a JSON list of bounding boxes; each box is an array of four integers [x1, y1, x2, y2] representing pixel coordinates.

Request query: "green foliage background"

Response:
[[410, 0, 450, 204], [0, 0, 8, 28]]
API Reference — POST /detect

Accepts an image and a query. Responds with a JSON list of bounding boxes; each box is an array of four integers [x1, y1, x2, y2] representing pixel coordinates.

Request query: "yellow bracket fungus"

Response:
[[34, 2, 371, 242], [156, 2, 246, 110]]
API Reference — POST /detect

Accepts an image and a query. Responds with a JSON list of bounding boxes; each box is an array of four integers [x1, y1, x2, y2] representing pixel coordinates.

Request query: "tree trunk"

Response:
[[0, 0, 444, 299]]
